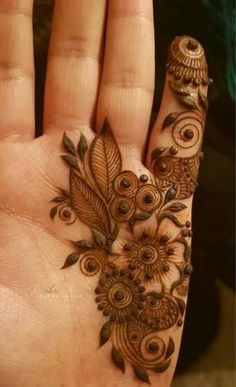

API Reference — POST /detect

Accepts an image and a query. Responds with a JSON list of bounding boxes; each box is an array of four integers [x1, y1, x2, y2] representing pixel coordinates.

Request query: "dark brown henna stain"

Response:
[[151, 36, 210, 202], [166, 35, 210, 86], [49, 36, 209, 383]]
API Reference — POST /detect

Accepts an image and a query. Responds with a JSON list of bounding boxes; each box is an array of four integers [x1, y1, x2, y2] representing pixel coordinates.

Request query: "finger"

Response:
[[44, 0, 107, 134], [146, 36, 210, 383], [148, 36, 210, 190], [0, 0, 34, 141], [96, 0, 155, 152]]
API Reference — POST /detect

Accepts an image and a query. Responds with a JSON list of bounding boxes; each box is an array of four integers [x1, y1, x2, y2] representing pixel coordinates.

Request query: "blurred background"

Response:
[[33, 1, 235, 386]]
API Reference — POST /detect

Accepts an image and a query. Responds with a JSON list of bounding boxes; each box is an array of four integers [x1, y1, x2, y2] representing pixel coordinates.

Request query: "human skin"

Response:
[[0, 1, 209, 386]]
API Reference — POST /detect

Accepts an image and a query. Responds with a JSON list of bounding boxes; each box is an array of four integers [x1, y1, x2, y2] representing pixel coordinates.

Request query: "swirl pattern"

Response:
[[135, 184, 162, 212], [49, 35, 209, 384], [109, 196, 136, 222], [171, 112, 203, 149], [113, 171, 139, 197]]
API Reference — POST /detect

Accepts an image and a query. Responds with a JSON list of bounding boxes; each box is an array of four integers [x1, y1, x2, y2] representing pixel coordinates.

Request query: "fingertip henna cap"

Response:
[[166, 35, 209, 86]]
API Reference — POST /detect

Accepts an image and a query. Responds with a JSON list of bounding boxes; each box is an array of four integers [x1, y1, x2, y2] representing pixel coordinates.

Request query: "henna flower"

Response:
[[122, 228, 190, 293], [135, 184, 162, 212], [94, 268, 146, 322], [113, 171, 139, 198], [109, 196, 136, 222]]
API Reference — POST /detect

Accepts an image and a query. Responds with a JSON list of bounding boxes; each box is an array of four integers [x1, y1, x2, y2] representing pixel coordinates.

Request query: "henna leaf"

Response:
[[153, 359, 171, 373], [164, 185, 177, 203], [133, 212, 151, 221], [133, 366, 150, 384], [61, 155, 78, 169], [177, 95, 198, 109], [89, 119, 122, 200], [111, 346, 125, 373], [73, 240, 94, 249], [61, 252, 80, 269], [100, 321, 111, 346], [92, 228, 107, 248], [165, 202, 187, 212], [165, 337, 175, 359], [151, 147, 166, 161], [107, 224, 120, 253], [176, 297, 186, 316], [110, 224, 119, 242], [185, 245, 192, 261], [63, 132, 76, 154], [70, 170, 111, 234], [169, 81, 190, 96], [78, 133, 88, 161], [161, 112, 180, 130], [50, 206, 58, 220], [198, 91, 209, 112]]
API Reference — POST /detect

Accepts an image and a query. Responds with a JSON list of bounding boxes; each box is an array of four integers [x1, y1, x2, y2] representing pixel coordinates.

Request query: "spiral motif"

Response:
[[135, 184, 161, 212], [58, 204, 76, 225], [172, 112, 203, 149], [141, 333, 165, 362], [113, 171, 139, 197], [79, 251, 105, 276], [112, 320, 167, 369], [109, 196, 135, 222], [108, 283, 133, 309]]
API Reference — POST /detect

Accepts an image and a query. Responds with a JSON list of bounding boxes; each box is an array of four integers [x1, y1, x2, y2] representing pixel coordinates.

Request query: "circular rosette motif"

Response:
[[172, 112, 203, 149], [166, 35, 209, 85], [58, 204, 76, 225], [112, 319, 171, 369], [109, 196, 135, 222], [113, 171, 139, 198], [94, 269, 146, 321], [139, 292, 179, 331], [79, 250, 106, 276], [135, 184, 162, 212], [124, 230, 168, 282], [153, 156, 182, 189]]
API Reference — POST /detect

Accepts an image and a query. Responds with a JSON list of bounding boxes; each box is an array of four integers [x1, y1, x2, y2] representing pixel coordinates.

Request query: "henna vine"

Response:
[[50, 36, 209, 384]]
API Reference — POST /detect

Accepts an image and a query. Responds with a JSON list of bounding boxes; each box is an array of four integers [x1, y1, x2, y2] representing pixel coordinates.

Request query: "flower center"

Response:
[[184, 128, 194, 139], [140, 246, 157, 264], [114, 290, 125, 301], [121, 178, 132, 188], [148, 341, 159, 353], [118, 202, 130, 214], [144, 193, 153, 203]]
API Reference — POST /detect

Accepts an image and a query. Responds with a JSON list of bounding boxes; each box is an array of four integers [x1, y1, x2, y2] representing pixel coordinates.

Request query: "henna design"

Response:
[[50, 36, 209, 384], [166, 35, 211, 86]]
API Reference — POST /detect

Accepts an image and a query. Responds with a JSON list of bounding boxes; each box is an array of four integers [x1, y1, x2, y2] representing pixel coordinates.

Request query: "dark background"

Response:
[[33, 0, 235, 383]]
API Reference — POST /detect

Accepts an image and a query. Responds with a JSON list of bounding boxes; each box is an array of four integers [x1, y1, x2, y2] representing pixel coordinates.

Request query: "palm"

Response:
[[0, 132, 102, 385], [0, 128, 156, 386], [0, 1, 209, 386]]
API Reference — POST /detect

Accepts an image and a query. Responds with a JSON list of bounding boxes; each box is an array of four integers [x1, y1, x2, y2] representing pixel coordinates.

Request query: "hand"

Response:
[[0, 1, 209, 386]]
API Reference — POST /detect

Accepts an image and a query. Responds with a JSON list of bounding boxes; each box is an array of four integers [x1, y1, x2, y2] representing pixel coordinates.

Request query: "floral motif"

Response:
[[49, 35, 209, 384], [95, 269, 146, 322]]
